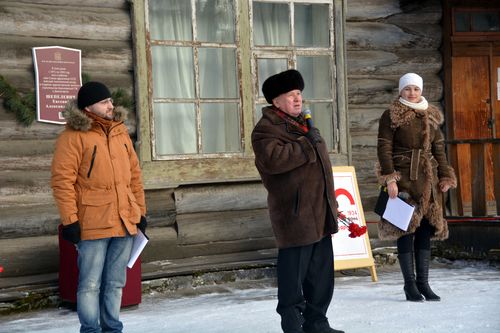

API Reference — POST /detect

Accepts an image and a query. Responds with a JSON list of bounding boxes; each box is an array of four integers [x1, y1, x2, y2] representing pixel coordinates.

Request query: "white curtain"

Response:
[[149, 0, 240, 155]]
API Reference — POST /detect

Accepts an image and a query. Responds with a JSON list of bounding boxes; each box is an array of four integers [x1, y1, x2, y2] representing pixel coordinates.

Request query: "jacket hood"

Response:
[[62, 99, 128, 131]]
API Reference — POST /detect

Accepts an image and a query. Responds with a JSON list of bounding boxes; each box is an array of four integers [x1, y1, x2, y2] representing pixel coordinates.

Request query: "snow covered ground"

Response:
[[1, 260, 499, 333]]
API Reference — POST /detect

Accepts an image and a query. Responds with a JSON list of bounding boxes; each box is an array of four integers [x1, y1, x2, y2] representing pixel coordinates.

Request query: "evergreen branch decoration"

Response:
[[0, 75, 36, 127], [0, 73, 134, 127]]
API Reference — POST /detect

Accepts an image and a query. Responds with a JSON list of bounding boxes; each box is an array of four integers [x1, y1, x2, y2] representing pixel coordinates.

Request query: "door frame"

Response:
[[442, 0, 500, 216]]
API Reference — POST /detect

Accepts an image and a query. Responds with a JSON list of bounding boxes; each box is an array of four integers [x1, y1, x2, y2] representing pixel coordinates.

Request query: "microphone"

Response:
[[303, 109, 313, 129]]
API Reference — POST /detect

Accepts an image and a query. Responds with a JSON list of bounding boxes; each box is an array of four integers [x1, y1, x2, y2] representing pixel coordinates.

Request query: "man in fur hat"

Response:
[[51, 81, 147, 333], [252, 69, 343, 333]]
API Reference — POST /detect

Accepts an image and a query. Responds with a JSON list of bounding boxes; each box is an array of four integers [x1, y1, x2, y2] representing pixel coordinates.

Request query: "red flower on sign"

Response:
[[338, 211, 367, 238]]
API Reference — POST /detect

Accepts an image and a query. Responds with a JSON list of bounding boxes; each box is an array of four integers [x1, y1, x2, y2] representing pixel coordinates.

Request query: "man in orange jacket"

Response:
[[51, 81, 146, 333]]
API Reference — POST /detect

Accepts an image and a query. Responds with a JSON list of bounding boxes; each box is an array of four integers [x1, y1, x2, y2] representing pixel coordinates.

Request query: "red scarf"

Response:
[[272, 107, 308, 133]]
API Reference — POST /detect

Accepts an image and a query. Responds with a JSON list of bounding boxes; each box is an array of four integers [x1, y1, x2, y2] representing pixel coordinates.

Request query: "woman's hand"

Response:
[[440, 183, 451, 193], [387, 181, 398, 198]]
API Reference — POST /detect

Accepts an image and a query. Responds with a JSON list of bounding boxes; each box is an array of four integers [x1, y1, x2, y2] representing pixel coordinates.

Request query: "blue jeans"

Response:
[[76, 236, 133, 333]]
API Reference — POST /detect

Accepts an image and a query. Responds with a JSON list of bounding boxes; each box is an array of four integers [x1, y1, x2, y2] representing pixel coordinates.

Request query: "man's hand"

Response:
[[305, 127, 322, 146], [137, 216, 147, 234], [62, 222, 81, 244]]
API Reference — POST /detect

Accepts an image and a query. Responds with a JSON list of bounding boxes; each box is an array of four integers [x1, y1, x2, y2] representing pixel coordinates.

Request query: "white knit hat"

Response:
[[399, 73, 423, 94]]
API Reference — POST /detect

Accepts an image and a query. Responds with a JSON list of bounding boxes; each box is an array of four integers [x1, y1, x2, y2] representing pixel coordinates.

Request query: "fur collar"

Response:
[[62, 99, 128, 131], [388, 99, 443, 130]]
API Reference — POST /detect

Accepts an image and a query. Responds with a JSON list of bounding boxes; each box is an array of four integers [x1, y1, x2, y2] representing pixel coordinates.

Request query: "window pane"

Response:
[[295, 4, 330, 47], [257, 58, 288, 99], [154, 103, 197, 155], [254, 103, 266, 125], [201, 103, 241, 153], [253, 2, 290, 46], [152, 46, 194, 99], [199, 48, 238, 98], [297, 56, 332, 99], [149, 0, 192, 41], [308, 103, 333, 151], [455, 12, 469, 32], [196, 0, 235, 43], [471, 12, 500, 32]]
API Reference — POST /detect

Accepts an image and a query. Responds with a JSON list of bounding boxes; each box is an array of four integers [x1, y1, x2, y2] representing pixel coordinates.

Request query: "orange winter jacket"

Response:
[[51, 101, 146, 240]]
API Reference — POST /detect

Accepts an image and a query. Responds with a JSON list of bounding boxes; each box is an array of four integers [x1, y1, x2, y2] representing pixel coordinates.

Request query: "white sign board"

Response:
[[332, 166, 377, 281]]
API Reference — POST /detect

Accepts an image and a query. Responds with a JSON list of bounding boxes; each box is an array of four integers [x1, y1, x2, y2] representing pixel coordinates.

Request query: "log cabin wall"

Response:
[[345, 0, 443, 222], [0, 0, 138, 277], [0, 0, 443, 280]]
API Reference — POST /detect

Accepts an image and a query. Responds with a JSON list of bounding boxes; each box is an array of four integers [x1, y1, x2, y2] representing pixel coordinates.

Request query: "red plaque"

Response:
[[32, 46, 81, 124]]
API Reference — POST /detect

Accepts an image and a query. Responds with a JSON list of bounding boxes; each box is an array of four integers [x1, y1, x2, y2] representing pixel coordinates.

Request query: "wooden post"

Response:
[[470, 143, 487, 216], [493, 142, 500, 215]]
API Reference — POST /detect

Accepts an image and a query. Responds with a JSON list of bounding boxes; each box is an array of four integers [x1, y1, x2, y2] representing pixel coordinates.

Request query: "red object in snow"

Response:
[[57, 224, 142, 307]]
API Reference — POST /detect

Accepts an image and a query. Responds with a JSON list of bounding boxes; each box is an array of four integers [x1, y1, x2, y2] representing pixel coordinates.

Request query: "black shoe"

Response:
[[398, 252, 424, 302], [304, 328, 345, 333], [404, 281, 425, 302], [415, 249, 441, 301]]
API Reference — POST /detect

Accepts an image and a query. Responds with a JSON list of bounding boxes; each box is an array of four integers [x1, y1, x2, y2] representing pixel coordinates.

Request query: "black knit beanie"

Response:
[[262, 69, 304, 104], [77, 81, 112, 110]]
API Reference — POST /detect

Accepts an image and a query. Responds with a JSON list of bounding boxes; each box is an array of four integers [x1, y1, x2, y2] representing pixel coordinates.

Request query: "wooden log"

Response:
[[145, 189, 177, 228], [0, 68, 134, 92], [0, 139, 55, 157], [176, 208, 273, 245], [0, 188, 177, 239], [0, 112, 137, 140], [348, 76, 443, 105], [174, 182, 267, 214], [346, 22, 441, 50], [346, 0, 401, 21], [0, 204, 60, 239], [0, 227, 277, 279], [14, 0, 128, 9], [0, 154, 52, 171], [0, 235, 59, 277], [0, 35, 133, 72], [142, 245, 277, 280], [386, 7, 442, 25], [347, 50, 442, 75], [0, 2, 131, 41]]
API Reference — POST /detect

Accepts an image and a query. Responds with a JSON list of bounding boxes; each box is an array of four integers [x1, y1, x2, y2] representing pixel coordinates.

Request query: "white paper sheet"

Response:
[[382, 197, 415, 231], [127, 229, 149, 268]]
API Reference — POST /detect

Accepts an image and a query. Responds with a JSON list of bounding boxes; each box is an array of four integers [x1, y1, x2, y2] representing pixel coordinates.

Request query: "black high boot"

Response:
[[415, 249, 441, 301], [398, 252, 424, 302]]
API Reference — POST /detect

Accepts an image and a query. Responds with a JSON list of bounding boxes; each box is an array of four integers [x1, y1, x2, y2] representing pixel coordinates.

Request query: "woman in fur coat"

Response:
[[377, 73, 457, 302]]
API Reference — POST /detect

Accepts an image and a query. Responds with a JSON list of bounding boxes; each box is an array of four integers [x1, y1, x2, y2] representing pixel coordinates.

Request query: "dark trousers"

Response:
[[276, 235, 334, 333], [397, 218, 435, 253]]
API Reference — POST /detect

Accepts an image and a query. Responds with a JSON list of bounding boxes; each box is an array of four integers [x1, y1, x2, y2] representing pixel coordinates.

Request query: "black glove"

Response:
[[305, 126, 322, 146], [62, 222, 81, 244], [137, 216, 147, 234]]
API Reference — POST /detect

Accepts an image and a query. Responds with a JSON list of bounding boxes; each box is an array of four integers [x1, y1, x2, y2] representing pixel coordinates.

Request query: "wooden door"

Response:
[[451, 52, 497, 215]]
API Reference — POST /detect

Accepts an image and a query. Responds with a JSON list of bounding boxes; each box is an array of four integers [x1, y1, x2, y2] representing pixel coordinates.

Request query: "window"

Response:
[[252, 1, 336, 150], [149, 0, 241, 157], [132, 0, 347, 186], [453, 8, 500, 34]]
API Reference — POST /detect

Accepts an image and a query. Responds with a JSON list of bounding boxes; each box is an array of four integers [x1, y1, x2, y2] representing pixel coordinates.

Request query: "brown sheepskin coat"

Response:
[[252, 106, 339, 249], [376, 100, 457, 240]]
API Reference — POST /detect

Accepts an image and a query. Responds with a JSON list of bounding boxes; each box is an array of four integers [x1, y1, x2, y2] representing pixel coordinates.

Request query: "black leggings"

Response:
[[397, 218, 435, 253]]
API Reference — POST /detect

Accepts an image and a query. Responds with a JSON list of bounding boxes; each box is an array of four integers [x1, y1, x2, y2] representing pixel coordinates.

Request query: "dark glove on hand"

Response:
[[62, 222, 81, 244], [305, 126, 322, 146], [138, 216, 147, 234]]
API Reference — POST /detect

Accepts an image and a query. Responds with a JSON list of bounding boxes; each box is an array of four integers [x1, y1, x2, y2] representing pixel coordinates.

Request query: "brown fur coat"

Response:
[[376, 100, 457, 240]]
